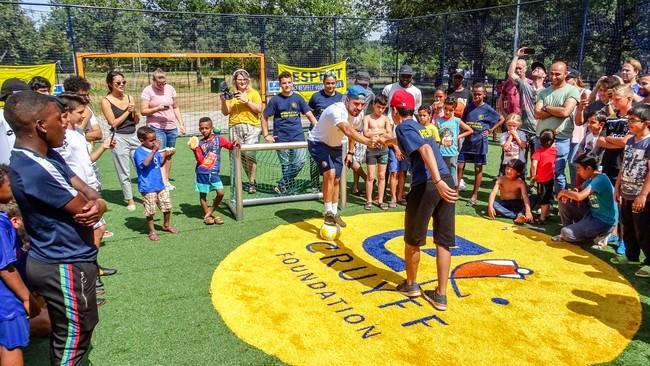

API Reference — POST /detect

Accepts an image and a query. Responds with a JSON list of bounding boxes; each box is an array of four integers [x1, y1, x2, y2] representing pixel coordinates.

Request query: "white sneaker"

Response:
[[459, 179, 466, 191], [126, 204, 136, 212], [593, 233, 610, 248], [165, 183, 176, 191]]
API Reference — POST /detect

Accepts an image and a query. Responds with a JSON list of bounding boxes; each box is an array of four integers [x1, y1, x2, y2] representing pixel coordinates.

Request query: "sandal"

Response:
[[161, 225, 180, 234], [634, 265, 650, 278], [213, 216, 224, 225], [364, 202, 373, 210], [466, 198, 477, 207], [389, 201, 397, 208], [610, 257, 641, 265], [397, 199, 407, 206], [204, 216, 215, 225], [148, 231, 160, 241], [379, 202, 389, 211]]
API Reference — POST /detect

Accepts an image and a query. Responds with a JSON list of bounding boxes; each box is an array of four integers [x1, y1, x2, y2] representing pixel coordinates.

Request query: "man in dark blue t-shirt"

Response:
[[308, 71, 344, 121], [262, 71, 318, 193], [4, 91, 106, 365], [382, 89, 458, 311], [458, 83, 504, 205]]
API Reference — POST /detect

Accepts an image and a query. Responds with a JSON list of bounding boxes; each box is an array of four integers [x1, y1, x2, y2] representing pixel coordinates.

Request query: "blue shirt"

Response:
[[0, 212, 25, 321], [264, 93, 311, 142], [396, 119, 450, 186], [584, 173, 618, 226], [460, 102, 501, 155], [9, 147, 96, 264], [437, 117, 461, 157], [308, 90, 343, 121], [134, 146, 166, 194]]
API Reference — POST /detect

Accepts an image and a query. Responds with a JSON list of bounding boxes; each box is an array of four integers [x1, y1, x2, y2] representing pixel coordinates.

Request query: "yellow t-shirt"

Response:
[[424, 124, 441, 143], [227, 88, 262, 128]]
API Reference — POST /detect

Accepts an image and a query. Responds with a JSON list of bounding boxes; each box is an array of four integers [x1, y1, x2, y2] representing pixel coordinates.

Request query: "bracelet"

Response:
[[347, 152, 354, 156], [433, 179, 441, 185], [263, 134, 269, 138]]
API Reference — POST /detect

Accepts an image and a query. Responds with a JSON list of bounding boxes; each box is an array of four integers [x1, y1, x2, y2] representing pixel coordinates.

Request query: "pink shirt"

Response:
[[501, 79, 521, 114], [141, 84, 178, 130]]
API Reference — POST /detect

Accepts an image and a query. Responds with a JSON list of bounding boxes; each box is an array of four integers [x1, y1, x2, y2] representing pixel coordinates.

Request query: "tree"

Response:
[[0, 3, 39, 64]]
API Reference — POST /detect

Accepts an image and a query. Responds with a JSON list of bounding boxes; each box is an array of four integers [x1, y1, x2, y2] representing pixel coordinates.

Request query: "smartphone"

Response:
[[523, 48, 535, 55], [109, 129, 116, 145], [163, 105, 170, 110]]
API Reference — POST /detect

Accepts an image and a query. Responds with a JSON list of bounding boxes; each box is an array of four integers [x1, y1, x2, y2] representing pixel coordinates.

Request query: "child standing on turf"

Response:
[[437, 96, 473, 188], [134, 126, 179, 241], [190, 117, 239, 225], [531, 129, 557, 223], [487, 159, 534, 224], [612, 105, 650, 277], [499, 114, 527, 176], [417, 104, 441, 143], [555, 154, 617, 246], [575, 110, 607, 188], [363, 95, 391, 210], [0, 164, 30, 366]]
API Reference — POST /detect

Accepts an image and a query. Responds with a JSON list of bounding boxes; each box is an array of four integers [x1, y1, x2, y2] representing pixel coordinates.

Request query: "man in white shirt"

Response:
[[382, 65, 422, 122], [0, 78, 29, 165]]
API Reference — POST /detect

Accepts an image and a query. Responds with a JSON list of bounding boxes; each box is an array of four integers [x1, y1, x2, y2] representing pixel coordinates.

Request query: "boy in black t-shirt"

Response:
[[382, 90, 458, 311]]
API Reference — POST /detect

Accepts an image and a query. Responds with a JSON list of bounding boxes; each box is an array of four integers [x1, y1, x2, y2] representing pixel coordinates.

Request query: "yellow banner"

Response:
[[0, 63, 57, 106], [277, 61, 347, 101]]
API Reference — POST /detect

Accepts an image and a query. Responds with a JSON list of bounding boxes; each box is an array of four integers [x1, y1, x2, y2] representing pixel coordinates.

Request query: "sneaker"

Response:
[[422, 288, 448, 311], [459, 179, 467, 191], [395, 281, 421, 297], [616, 240, 626, 255], [165, 183, 176, 191], [98, 266, 117, 277], [607, 235, 620, 244], [551, 235, 563, 242], [593, 233, 610, 248], [102, 230, 114, 239], [95, 277, 104, 290], [334, 214, 347, 228], [274, 185, 287, 194], [97, 298, 107, 306], [96, 288, 105, 296], [610, 256, 641, 265], [324, 211, 337, 225], [126, 204, 137, 212]]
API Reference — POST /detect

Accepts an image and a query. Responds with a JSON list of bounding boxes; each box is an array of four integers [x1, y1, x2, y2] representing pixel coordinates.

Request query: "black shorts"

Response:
[[404, 177, 456, 247], [537, 180, 554, 205]]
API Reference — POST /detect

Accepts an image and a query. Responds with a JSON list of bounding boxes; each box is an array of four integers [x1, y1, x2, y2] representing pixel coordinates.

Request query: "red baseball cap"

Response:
[[390, 89, 415, 109]]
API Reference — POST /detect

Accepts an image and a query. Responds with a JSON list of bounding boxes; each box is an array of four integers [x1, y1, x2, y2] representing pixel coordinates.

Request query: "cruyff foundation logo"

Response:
[[211, 213, 641, 366], [276, 229, 533, 336]]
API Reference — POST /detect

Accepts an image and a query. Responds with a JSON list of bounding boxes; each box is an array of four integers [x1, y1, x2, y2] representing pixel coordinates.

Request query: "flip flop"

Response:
[[213, 216, 224, 225], [389, 201, 397, 208], [379, 202, 389, 211], [466, 198, 477, 207], [148, 232, 160, 241], [364, 202, 373, 210], [204, 216, 215, 225], [161, 225, 180, 234], [635, 265, 650, 278]]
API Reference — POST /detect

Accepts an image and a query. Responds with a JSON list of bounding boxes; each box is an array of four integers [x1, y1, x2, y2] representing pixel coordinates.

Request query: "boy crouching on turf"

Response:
[[382, 90, 458, 311], [134, 126, 179, 241], [487, 159, 534, 224], [188, 117, 239, 225]]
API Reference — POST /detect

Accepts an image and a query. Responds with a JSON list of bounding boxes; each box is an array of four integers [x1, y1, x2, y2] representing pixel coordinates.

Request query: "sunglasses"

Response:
[[113, 81, 127, 86]]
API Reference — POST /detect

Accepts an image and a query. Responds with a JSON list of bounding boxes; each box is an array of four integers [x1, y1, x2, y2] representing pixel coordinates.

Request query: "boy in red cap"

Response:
[[381, 89, 458, 311]]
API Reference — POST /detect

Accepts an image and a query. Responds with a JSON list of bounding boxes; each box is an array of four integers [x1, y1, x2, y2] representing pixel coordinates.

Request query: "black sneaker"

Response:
[[422, 288, 447, 311], [98, 266, 117, 276], [395, 281, 421, 297], [97, 298, 107, 306], [334, 214, 347, 228], [324, 211, 337, 225], [96, 277, 104, 290]]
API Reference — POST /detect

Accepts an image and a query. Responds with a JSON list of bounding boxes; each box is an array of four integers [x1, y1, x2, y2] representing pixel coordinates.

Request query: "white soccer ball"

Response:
[[319, 223, 341, 241]]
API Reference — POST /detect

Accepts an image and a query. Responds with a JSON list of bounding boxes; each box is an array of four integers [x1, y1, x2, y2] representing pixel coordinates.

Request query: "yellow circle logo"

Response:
[[211, 213, 641, 365]]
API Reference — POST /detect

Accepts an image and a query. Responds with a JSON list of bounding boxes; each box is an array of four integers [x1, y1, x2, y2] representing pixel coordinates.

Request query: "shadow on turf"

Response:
[[101, 188, 142, 206], [177, 202, 233, 220], [275, 208, 322, 224]]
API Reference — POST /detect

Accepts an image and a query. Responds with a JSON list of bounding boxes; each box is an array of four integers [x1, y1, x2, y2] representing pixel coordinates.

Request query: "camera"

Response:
[[220, 81, 233, 100]]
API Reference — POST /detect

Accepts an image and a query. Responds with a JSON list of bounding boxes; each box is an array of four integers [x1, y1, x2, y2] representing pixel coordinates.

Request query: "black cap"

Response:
[[530, 61, 546, 74], [567, 68, 580, 79], [398, 65, 413, 75], [0, 78, 29, 101], [355, 71, 371, 83]]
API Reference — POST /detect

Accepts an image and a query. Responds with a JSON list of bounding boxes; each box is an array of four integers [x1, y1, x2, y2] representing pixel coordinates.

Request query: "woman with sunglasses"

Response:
[[220, 69, 262, 193], [140, 68, 186, 190], [101, 70, 140, 211]]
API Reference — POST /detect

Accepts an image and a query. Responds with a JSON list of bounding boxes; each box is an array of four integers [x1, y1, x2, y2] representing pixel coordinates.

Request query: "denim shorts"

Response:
[[150, 126, 178, 148]]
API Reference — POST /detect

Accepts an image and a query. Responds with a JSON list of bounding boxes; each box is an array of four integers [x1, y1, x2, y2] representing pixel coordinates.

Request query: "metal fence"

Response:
[[1, 0, 649, 88]]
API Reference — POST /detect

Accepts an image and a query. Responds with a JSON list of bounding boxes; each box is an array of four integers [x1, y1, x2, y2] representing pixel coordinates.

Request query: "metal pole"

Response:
[[65, 7, 78, 73], [439, 15, 448, 87], [234, 146, 244, 221], [513, 0, 521, 53], [393, 21, 400, 83], [332, 17, 338, 63], [339, 140, 348, 210], [577, 0, 590, 72]]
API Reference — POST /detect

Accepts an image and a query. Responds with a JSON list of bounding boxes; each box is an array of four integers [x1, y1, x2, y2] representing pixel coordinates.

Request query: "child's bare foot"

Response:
[[161, 225, 180, 234], [148, 231, 160, 241]]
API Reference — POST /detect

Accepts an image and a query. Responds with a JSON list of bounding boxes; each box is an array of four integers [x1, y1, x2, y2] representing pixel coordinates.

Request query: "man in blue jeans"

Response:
[[261, 71, 318, 194], [534, 61, 581, 194]]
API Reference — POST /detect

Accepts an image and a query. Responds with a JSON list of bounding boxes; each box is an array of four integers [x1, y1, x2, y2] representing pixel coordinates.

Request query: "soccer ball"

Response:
[[319, 223, 341, 241]]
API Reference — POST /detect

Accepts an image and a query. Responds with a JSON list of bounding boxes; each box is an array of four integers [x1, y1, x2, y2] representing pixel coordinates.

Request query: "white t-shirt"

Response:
[[0, 111, 14, 165], [308, 102, 362, 147], [381, 83, 422, 124], [500, 130, 527, 164], [54, 128, 99, 190]]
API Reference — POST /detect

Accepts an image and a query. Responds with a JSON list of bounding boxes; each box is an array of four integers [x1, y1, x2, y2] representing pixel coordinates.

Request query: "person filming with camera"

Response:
[[220, 69, 263, 193]]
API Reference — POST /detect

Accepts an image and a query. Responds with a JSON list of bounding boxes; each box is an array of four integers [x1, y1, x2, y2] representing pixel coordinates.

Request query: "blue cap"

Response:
[[346, 85, 367, 100]]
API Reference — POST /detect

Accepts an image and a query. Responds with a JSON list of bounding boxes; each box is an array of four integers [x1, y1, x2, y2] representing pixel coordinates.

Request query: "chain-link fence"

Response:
[[1, 0, 649, 98]]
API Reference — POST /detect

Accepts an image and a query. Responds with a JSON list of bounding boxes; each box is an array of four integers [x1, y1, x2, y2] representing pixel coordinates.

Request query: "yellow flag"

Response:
[[277, 60, 347, 102]]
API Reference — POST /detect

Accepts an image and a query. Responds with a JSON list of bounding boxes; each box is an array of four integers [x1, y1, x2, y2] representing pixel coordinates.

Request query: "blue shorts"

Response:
[[308, 140, 343, 177], [151, 126, 178, 148], [457, 152, 487, 165], [195, 173, 224, 193], [388, 148, 409, 173], [0, 314, 29, 349]]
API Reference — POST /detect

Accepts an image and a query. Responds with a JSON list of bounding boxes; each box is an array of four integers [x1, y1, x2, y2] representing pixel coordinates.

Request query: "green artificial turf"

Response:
[[23, 138, 649, 366]]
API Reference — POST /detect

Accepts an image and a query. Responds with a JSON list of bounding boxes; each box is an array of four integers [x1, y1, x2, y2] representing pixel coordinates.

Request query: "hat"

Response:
[[0, 78, 29, 101], [567, 68, 580, 79], [452, 72, 464, 79], [355, 71, 371, 83], [398, 65, 413, 75], [530, 61, 546, 74], [390, 90, 415, 109], [346, 85, 367, 100]]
